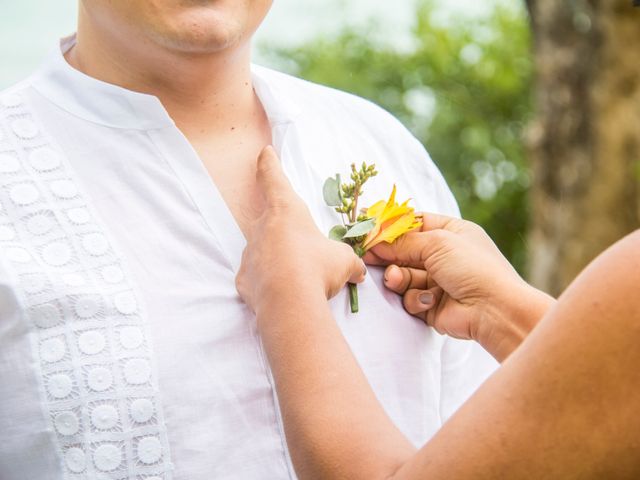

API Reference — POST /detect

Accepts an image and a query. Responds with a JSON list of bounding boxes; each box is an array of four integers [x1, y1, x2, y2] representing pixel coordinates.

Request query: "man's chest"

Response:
[[200, 159, 262, 237], [0, 102, 451, 478], [188, 125, 271, 236]]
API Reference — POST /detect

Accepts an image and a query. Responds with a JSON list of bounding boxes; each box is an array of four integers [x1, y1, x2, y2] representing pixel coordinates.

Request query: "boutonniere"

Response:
[[323, 163, 422, 313]]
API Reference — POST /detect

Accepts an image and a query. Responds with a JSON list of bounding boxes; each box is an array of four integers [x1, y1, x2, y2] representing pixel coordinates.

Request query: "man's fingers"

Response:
[[256, 145, 294, 205], [347, 255, 367, 284], [384, 265, 428, 294]]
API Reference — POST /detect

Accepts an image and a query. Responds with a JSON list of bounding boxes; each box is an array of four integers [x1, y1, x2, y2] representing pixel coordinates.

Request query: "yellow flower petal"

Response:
[[363, 213, 421, 249], [366, 199, 386, 219], [362, 184, 422, 251]]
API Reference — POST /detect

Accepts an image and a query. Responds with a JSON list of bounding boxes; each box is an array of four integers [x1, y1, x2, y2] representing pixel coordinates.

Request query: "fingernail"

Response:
[[383, 265, 394, 283], [362, 265, 367, 277], [419, 292, 434, 306]]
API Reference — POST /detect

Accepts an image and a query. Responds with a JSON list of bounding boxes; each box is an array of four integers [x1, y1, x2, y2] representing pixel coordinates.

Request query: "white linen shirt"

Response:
[[0, 36, 497, 480]]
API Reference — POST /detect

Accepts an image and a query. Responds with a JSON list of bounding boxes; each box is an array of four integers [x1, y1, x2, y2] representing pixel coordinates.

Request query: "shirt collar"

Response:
[[251, 64, 302, 126], [30, 34, 301, 131]]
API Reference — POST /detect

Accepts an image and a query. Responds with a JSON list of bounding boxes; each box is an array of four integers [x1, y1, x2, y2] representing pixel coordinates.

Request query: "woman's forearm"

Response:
[[256, 286, 416, 480], [258, 232, 640, 480], [482, 282, 556, 362], [243, 147, 640, 478]]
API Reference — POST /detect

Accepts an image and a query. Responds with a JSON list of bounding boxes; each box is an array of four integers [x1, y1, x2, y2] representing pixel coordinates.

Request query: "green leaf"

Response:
[[343, 218, 375, 238], [323, 174, 342, 206], [328, 225, 348, 241]]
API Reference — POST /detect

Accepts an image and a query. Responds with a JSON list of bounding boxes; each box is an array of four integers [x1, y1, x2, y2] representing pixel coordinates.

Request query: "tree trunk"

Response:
[[526, 0, 640, 295]]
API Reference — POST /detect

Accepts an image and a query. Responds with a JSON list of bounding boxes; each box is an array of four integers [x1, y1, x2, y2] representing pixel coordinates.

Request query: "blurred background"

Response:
[[2, 0, 639, 295]]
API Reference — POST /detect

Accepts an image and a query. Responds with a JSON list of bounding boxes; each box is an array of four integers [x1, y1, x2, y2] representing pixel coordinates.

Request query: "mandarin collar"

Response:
[[30, 34, 301, 131]]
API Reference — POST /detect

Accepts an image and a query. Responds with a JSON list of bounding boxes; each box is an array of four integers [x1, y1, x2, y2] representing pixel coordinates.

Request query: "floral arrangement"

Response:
[[323, 163, 422, 312]]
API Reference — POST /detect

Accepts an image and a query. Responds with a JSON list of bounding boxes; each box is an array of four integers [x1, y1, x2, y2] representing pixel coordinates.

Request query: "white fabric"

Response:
[[0, 36, 497, 480]]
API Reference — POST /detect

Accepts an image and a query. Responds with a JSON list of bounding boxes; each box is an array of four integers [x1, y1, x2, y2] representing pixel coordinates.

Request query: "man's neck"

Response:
[[66, 11, 260, 142]]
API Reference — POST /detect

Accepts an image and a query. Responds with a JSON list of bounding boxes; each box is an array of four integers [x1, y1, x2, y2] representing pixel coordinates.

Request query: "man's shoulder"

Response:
[[253, 65, 411, 137], [0, 80, 38, 138], [255, 66, 460, 217], [0, 79, 36, 121], [0, 79, 33, 103]]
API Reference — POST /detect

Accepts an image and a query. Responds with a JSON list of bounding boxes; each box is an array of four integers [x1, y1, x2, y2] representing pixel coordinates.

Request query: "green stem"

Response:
[[351, 181, 360, 223], [349, 283, 359, 313]]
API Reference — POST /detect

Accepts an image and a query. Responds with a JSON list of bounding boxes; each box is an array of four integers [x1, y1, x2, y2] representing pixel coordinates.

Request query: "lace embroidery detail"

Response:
[[0, 88, 173, 479]]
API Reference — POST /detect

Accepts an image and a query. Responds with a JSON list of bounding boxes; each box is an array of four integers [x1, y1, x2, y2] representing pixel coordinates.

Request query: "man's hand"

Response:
[[236, 146, 366, 317]]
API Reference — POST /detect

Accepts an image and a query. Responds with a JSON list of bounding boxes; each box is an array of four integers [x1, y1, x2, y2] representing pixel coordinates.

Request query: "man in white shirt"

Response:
[[0, 1, 496, 479]]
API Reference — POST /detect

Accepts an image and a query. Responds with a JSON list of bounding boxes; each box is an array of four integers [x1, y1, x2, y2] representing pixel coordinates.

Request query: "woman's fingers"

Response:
[[370, 229, 455, 269], [362, 249, 385, 266], [424, 287, 445, 330], [367, 213, 471, 268], [383, 265, 428, 294], [384, 266, 445, 326], [416, 212, 458, 232], [402, 288, 436, 315]]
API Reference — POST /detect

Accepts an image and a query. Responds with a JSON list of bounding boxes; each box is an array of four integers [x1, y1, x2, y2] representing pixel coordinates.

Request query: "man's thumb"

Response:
[[347, 254, 367, 285], [256, 145, 293, 205]]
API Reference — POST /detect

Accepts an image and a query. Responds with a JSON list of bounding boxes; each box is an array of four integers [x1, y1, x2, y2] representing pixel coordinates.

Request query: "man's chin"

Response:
[[152, 19, 246, 55], [137, 2, 244, 50]]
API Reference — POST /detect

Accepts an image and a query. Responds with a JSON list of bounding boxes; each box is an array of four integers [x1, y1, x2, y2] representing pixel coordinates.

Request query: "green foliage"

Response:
[[328, 225, 348, 241], [323, 175, 342, 207], [324, 163, 379, 224], [343, 219, 376, 239], [260, 1, 533, 273]]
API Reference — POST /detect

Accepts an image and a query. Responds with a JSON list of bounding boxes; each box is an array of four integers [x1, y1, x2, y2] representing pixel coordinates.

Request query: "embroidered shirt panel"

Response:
[[0, 88, 173, 480]]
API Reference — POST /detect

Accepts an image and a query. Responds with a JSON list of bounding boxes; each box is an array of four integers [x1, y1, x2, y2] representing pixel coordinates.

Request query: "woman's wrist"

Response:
[[481, 281, 555, 362]]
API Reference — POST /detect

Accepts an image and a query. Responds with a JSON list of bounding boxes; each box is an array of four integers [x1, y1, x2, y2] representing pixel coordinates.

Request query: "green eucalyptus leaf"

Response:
[[323, 176, 341, 206], [328, 225, 348, 241], [343, 218, 376, 238]]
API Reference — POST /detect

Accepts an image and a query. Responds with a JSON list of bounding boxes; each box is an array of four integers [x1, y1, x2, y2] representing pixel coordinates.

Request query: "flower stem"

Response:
[[349, 283, 359, 313]]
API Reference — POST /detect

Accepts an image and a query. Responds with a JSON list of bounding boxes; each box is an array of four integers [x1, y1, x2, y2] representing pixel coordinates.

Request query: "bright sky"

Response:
[[0, 0, 499, 89]]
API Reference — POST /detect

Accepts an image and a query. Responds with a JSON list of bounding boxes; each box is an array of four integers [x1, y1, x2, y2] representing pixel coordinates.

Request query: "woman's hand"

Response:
[[236, 146, 366, 315], [365, 214, 555, 361]]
